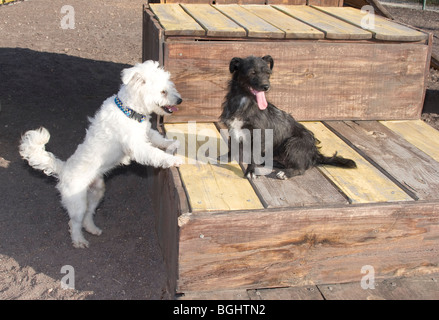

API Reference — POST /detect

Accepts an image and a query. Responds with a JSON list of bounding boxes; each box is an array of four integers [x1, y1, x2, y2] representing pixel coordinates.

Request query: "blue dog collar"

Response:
[[114, 96, 147, 123]]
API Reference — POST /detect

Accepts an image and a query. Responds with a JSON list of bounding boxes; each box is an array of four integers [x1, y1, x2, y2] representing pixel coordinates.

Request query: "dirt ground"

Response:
[[0, 1, 438, 300]]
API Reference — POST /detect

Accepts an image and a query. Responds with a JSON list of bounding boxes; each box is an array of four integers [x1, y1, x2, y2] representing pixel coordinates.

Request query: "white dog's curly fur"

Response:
[[19, 60, 183, 248]]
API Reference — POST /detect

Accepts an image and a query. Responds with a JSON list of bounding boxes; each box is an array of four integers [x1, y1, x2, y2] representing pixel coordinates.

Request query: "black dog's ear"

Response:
[[262, 55, 274, 70], [229, 57, 242, 73]]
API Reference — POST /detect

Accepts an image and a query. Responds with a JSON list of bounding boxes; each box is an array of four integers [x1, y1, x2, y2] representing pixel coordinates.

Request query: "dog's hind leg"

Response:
[[62, 190, 89, 248], [83, 177, 105, 236]]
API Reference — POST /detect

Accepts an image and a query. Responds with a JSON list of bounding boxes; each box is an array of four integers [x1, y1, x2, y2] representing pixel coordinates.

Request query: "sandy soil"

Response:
[[0, 0, 438, 300]]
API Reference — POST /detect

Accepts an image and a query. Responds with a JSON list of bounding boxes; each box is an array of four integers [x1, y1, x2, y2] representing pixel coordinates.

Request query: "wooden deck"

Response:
[[180, 273, 439, 299], [158, 120, 439, 295]]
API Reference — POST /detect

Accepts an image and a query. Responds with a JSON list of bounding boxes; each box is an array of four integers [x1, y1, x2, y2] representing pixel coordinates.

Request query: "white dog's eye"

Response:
[[161, 90, 167, 96]]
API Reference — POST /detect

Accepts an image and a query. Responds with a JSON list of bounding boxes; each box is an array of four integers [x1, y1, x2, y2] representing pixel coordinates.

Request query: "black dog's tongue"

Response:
[[249, 88, 268, 110]]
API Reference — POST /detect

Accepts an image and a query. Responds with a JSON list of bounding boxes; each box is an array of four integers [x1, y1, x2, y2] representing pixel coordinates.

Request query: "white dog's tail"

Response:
[[19, 127, 64, 177]]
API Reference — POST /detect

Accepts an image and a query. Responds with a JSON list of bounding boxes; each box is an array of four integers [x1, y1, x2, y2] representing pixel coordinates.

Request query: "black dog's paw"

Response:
[[276, 171, 287, 180], [244, 165, 258, 180]]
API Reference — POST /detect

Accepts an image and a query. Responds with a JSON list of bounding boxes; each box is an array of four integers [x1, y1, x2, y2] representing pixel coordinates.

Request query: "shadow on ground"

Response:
[[0, 48, 169, 299]]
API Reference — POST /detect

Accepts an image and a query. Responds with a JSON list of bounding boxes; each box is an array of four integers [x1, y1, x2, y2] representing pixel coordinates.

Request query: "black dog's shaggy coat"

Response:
[[220, 55, 357, 179]]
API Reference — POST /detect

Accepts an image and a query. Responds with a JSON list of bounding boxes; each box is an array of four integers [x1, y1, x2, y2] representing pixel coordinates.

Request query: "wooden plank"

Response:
[[273, 5, 372, 40], [214, 4, 284, 39], [381, 120, 439, 163], [177, 201, 439, 292], [318, 275, 439, 300], [163, 41, 428, 123], [313, 6, 428, 42], [164, 122, 263, 212], [242, 5, 324, 39], [149, 4, 205, 36], [181, 4, 246, 37], [143, 6, 164, 63], [326, 121, 439, 201], [301, 122, 412, 204], [248, 286, 324, 300], [249, 167, 349, 208], [179, 289, 251, 300]]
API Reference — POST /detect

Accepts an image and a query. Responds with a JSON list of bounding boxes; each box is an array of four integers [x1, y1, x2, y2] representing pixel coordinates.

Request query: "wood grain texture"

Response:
[[165, 122, 263, 212], [326, 121, 439, 201], [302, 122, 412, 203], [313, 6, 427, 42], [177, 201, 439, 292], [150, 3, 205, 36], [181, 4, 246, 37], [214, 4, 285, 38], [274, 5, 372, 40], [381, 120, 439, 163], [243, 5, 324, 39], [317, 275, 439, 300], [163, 41, 428, 123], [142, 6, 164, 63], [249, 167, 349, 208], [249, 286, 324, 300]]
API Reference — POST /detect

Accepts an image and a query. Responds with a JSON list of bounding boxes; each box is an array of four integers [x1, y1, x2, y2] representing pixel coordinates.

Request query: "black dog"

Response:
[[220, 55, 356, 179]]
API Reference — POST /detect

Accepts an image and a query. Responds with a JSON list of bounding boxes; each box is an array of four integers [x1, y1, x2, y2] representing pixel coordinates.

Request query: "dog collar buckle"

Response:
[[129, 111, 145, 122]]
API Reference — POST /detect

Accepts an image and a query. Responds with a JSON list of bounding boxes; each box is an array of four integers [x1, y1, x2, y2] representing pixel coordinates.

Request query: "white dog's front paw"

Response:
[[164, 155, 183, 168], [165, 139, 180, 154]]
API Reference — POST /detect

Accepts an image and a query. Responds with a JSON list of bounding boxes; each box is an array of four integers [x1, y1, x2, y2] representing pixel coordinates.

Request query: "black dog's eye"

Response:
[[250, 70, 256, 76], [161, 90, 167, 96]]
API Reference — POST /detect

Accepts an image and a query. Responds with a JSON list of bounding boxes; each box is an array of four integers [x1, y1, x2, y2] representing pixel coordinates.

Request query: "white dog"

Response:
[[19, 60, 183, 248]]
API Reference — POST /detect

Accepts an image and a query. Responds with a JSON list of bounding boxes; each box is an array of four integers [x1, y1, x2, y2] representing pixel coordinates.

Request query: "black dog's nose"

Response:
[[176, 98, 183, 105], [262, 85, 270, 92]]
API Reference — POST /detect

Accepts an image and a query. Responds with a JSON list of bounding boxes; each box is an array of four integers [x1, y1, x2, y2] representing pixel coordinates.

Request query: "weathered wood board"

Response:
[[150, 4, 205, 36], [215, 4, 285, 38], [326, 121, 439, 201], [380, 120, 439, 163], [302, 122, 412, 204], [313, 6, 428, 42], [163, 41, 429, 123], [238, 4, 324, 39], [180, 4, 246, 37], [177, 201, 439, 292], [274, 5, 372, 40], [164, 122, 263, 211]]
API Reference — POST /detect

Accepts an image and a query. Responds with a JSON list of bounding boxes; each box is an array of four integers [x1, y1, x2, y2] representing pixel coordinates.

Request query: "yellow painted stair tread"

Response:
[[215, 4, 284, 38], [165, 122, 263, 212], [181, 4, 246, 38], [150, 4, 205, 36], [313, 6, 427, 42], [302, 122, 413, 204], [244, 5, 324, 39], [274, 5, 372, 40], [381, 120, 439, 162]]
